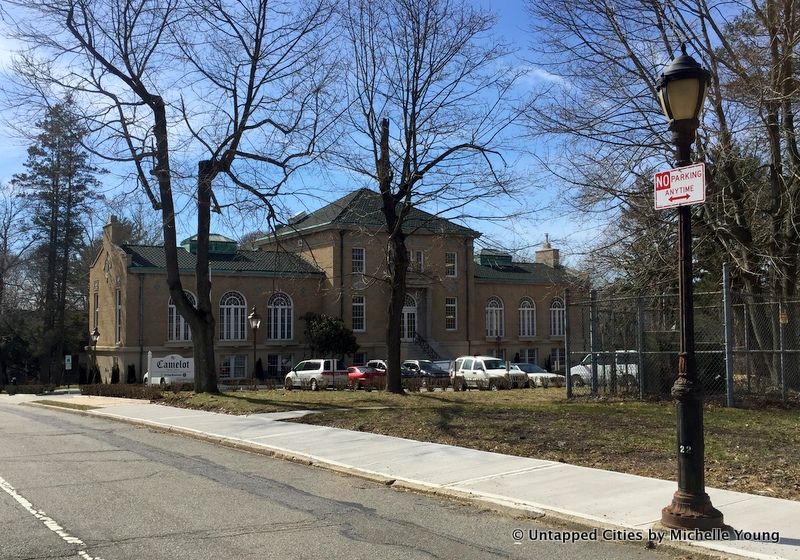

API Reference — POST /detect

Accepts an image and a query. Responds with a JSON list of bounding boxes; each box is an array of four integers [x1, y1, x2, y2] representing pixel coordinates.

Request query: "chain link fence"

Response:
[[564, 281, 800, 405]]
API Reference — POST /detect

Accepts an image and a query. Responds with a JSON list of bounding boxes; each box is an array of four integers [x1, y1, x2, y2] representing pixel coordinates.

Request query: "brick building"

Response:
[[89, 189, 579, 382]]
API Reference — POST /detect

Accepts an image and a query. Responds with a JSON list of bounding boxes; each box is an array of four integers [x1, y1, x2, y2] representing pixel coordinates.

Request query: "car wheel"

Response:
[[310, 378, 319, 392], [528, 379, 536, 389], [622, 374, 638, 387], [284, 377, 293, 391], [571, 374, 585, 387], [488, 380, 498, 391]]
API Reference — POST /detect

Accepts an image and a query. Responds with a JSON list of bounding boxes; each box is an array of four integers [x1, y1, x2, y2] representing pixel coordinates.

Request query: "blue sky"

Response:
[[0, 0, 606, 266]]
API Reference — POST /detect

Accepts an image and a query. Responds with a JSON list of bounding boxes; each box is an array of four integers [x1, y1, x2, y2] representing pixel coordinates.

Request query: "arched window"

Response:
[[168, 292, 196, 341], [267, 292, 293, 340], [519, 298, 536, 337], [485, 296, 504, 337], [219, 291, 246, 341], [550, 298, 565, 336]]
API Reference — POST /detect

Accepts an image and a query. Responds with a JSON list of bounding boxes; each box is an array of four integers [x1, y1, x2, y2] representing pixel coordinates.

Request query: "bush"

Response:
[[127, 364, 136, 384], [3, 384, 57, 396], [110, 363, 120, 384], [80, 383, 163, 400]]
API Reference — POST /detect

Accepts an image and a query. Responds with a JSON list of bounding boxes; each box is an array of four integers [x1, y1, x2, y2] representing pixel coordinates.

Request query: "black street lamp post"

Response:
[[90, 327, 100, 384], [248, 306, 262, 381], [656, 44, 724, 530]]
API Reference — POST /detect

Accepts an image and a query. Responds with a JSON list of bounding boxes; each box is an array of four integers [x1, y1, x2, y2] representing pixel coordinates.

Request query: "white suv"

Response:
[[451, 356, 528, 391], [569, 351, 639, 388]]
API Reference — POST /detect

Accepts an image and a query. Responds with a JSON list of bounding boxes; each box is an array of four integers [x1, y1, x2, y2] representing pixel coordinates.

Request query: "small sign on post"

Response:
[[654, 162, 706, 210], [65, 355, 72, 370]]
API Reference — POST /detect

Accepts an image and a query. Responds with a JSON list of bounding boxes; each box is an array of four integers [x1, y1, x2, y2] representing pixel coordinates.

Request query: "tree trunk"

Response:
[[192, 160, 218, 393], [376, 118, 408, 395], [385, 232, 408, 394]]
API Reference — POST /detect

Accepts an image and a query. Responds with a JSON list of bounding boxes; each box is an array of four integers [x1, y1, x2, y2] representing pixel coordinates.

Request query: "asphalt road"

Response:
[[0, 404, 685, 560]]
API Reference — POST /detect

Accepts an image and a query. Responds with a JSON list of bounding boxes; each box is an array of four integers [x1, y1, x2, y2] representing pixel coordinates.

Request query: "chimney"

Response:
[[103, 215, 130, 246], [535, 234, 559, 268]]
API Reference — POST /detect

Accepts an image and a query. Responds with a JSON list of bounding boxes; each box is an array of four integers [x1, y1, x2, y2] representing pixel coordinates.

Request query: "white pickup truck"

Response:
[[569, 351, 639, 388], [284, 359, 347, 391]]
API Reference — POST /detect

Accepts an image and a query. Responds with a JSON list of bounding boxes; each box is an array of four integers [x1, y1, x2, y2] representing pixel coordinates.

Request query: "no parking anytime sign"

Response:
[[654, 163, 706, 210]]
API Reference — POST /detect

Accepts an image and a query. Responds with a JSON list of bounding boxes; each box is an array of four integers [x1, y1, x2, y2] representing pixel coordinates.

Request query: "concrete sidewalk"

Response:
[[7, 394, 799, 560]]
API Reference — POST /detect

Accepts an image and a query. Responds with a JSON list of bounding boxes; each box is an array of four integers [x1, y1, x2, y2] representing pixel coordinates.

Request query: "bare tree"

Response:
[[338, 0, 526, 393], [526, 0, 800, 299], [3, 0, 338, 392]]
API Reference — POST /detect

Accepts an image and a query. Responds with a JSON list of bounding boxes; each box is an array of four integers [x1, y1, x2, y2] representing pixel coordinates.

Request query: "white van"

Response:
[[569, 351, 638, 388]]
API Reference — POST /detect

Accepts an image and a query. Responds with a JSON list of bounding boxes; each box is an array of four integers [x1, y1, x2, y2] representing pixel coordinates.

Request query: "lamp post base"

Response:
[[661, 490, 724, 530]]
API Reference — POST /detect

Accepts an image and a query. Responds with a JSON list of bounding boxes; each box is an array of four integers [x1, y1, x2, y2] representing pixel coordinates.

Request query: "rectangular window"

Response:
[[414, 250, 424, 272], [352, 247, 365, 274], [93, 292, 99, 330], [520, 348, 537, 364], [114, 289, 122, 344], [220, 355, 247, 379], [267, 354, 293, 378], [445, 252, 457, 277], [445, 297, 457, 330], [352, 294, 365, 331], [353, 352, 367, 365], [550, 348, 566, 372]]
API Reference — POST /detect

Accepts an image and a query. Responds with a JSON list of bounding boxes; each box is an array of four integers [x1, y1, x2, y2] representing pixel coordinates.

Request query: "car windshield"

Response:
[[357, 367, 379, 373]]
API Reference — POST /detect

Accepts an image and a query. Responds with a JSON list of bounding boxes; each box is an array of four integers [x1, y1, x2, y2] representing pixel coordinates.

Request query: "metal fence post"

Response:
[[590, 289, 598, 395], [565, 289, 572, 399], [722, 263, 735, 407], [743, 303, 751, 393], [780, 300, 788, 403], [637, 297, 645, 400]]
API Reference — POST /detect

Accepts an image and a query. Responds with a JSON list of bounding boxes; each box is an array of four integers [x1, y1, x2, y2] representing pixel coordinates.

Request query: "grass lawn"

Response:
[[159, 388, 800, 500]]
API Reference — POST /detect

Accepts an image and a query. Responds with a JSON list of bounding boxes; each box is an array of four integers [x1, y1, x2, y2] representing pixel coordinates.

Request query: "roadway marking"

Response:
[[0, 474, 104, 560]]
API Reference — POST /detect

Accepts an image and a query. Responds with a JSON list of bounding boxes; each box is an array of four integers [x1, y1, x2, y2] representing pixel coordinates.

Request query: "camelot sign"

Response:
[[654, 162, 706, 210], [147, 353, 194, 385]]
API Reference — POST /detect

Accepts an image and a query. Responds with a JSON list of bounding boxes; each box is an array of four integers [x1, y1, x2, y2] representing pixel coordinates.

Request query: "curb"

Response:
[[26, 401, 755, 560]]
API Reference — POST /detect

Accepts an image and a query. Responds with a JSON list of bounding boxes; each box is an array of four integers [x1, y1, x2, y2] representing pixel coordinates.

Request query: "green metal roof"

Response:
[[121, 245, 323, 276], [271, 188, 480, 238], [474, 261, 575, 284]]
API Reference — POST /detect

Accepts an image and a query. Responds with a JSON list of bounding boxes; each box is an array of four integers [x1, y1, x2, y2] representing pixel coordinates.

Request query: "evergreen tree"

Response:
[[11, 99, 103, 384]]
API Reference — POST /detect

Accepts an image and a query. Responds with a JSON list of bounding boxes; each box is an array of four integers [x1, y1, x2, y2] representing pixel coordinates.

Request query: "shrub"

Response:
[[110, 363, 120, 384], [80, 384, 163, 400], [3, 384, 57, 396], [127, 364, 137, 384]]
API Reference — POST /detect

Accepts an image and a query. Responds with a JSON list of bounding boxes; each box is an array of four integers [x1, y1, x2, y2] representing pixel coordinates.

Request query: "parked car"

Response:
[[284, 359, 347, 391], [569, 351, 639, 388], [402, 360, 449, 378], [366, 359, 417, 378], [403, 360, 450, 390], [432, 359, 453, 372], [451, 356, 528, 391], [347, 366, 385, 390], [513, 363, 566, 388]]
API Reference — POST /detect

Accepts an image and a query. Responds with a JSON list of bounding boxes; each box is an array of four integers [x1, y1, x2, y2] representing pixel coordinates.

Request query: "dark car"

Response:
[[403, 360, 449, 378], [366, 359, 418, 378], [347, 365, 385, 390]]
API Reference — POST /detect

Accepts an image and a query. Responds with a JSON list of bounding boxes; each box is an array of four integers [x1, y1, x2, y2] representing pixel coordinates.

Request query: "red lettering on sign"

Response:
[[655, 171, 671, 191]]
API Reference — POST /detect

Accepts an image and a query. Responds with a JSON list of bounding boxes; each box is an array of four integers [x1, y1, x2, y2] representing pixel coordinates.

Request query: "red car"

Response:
[[347, 366, 385, 390]]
